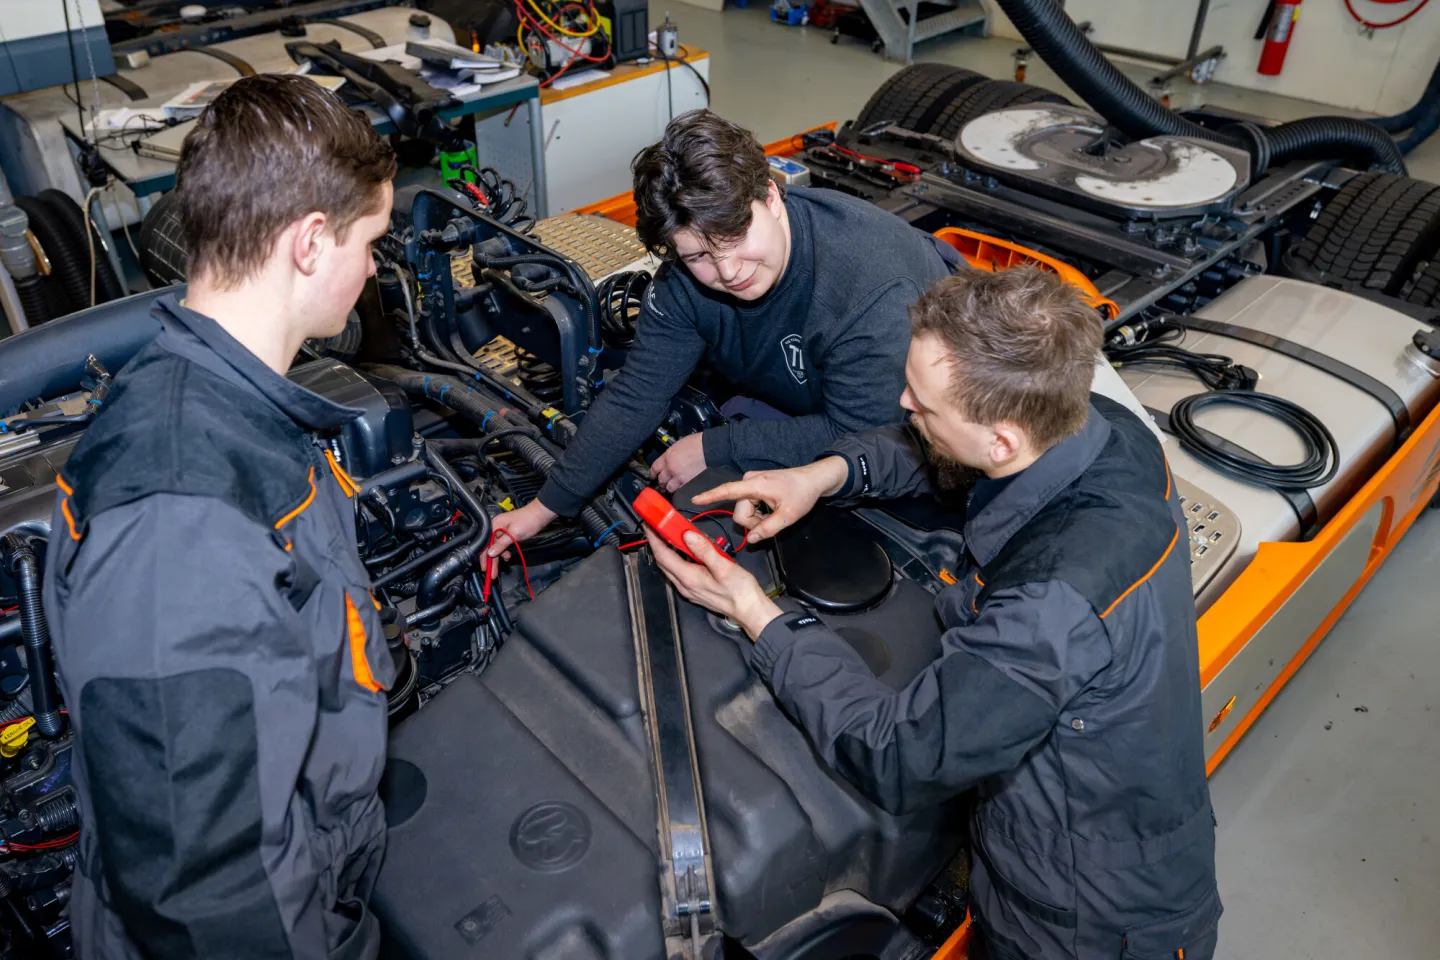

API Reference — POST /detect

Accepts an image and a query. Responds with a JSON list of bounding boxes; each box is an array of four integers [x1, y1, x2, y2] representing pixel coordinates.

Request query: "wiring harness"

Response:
[[1105, 317, 1258, 391], [797, 128, 922, 185], [513, 0, 610, 87]]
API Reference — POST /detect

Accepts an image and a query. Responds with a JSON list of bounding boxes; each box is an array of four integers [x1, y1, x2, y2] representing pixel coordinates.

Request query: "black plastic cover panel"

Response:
[[373, 528, 964, 959]]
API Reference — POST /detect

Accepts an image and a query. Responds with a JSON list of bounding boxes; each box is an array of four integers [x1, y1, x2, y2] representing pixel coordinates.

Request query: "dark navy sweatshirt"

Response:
[[537, 186, 958, 516]]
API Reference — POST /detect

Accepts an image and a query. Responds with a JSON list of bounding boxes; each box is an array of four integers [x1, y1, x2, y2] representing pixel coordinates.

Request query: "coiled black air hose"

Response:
[[1, 535, 63, 738], [993, 0, 1406, 174], [1171, 391, 1340, 490]]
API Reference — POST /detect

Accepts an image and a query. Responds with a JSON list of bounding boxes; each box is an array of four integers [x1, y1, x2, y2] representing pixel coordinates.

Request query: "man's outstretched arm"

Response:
[[750, 581, 1112, 814]]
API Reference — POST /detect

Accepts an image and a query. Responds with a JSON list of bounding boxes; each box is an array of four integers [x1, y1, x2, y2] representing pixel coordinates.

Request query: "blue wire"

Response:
[[592, 520, 624, 547]]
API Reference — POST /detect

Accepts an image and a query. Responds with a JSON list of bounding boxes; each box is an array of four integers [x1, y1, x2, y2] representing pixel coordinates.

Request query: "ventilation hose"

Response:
[[992, 0, 1406, 175], [1, 535, 63, 738]]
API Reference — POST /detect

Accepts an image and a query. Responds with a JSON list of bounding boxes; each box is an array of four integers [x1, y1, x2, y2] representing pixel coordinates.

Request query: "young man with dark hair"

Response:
[[45, 74, 398, 959], [488, 107, 962, 555], [646, 267, 1221, 960]]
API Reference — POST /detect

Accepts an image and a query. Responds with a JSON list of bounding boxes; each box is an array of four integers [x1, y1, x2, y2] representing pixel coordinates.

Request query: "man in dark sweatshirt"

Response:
[[645, 268, 1221, 960], [488, 108, 960, 555]]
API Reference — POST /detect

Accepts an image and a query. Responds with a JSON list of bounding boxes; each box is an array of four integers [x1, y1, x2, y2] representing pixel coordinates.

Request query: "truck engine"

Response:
[[4, 9, 1440, 955]]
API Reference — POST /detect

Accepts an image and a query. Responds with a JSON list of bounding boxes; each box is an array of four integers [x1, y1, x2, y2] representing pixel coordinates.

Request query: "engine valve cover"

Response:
[[957, 105, 1251, 217]]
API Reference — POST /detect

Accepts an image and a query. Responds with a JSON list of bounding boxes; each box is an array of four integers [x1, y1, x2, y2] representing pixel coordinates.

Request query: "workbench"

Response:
[[59, 72, 549, 213]]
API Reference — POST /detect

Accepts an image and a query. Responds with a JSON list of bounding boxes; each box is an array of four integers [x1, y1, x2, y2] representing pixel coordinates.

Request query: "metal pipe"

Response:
[[0, 170, 36, 335], [1187, 0, 1213, 61]]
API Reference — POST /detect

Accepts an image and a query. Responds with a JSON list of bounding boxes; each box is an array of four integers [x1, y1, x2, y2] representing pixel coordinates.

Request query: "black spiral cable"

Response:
[[1170, 391, 1341, 490], [514, 347, 564, 402], [596, 270, 651, 349], [447, 164, 536, 234]]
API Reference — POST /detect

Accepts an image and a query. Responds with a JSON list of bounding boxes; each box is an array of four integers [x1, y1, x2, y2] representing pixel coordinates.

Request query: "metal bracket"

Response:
[[625, 552, 722, 960]]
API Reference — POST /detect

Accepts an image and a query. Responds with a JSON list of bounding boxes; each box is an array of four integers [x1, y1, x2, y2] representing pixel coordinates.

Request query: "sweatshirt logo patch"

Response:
[[790, 615, 821, 630], [780, 334, 807, 385], [644, 282, 664, 318]]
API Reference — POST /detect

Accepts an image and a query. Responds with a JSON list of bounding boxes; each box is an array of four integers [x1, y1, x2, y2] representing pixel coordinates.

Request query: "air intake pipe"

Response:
[[993, 0, 1406, 175]]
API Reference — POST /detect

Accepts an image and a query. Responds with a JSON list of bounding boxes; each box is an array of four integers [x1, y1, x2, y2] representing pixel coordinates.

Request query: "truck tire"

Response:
[[934, 79, 1069, 140], [137, 191, 189, 288], [1287, 172, 1440, 297], [855, 63, 988, 134]]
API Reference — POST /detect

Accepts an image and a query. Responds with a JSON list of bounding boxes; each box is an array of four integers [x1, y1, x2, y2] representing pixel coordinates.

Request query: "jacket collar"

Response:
[[964, 405, 1111, 567], [154, 294, 360, 433]]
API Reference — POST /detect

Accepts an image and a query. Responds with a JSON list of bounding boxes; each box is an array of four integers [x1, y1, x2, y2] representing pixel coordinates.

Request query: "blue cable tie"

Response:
[[481, 411, 496, 431], [592, 520, 624, 547]]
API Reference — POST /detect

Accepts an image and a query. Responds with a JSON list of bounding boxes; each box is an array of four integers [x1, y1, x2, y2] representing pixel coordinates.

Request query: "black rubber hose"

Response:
[[13, 275, 53, 327], [415, 445, 492, 615], [1, 535, 63, 738], [0, 692, 32, 724], [1171, 391, 1340, 490], [39, 190, 125, 304], [1265, 116, 1407, 173], [370, 367, 621, 546], [405, 586, 462, 629], [477, 252, 599, 348], [992, 0, 1406, 174], [1396, 99, 1440, 155], [372, 522, 475, 588], [14, 197, 92, 315], [35, 795, 79, 833], [1372, 59, 1440, 133]]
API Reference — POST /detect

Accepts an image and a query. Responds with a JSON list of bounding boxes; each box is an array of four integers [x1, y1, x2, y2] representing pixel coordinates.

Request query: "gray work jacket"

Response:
[[750, 398, 1221, 960], [45, 297, 392, 959]]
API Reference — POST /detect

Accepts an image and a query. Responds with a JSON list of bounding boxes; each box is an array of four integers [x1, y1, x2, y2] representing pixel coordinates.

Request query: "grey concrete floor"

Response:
[[657, 6, 1440, 956]]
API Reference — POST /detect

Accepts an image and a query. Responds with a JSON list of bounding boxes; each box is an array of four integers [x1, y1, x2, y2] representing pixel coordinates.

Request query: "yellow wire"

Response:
[[523, 0, 598, 38]]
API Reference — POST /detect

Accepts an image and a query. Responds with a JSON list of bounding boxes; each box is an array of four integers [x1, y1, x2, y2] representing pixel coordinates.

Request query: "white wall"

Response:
[[4, 1, 107, 40], [982, 0, 1440, 115]]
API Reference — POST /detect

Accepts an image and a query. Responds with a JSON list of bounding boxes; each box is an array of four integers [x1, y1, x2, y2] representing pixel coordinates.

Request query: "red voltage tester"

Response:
[[632, 488, 735, 563]]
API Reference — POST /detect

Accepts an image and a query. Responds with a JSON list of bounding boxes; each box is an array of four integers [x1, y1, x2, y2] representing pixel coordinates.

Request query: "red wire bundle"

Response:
[[7, 831, 79, 853]]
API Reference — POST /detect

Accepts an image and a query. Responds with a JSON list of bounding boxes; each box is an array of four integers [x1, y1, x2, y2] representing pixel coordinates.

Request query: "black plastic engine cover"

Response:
[[374, 535, 964, 959]]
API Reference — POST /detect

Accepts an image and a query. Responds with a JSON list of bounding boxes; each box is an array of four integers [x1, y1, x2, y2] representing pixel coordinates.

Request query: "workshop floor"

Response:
[[658, 5, 1440, 956]]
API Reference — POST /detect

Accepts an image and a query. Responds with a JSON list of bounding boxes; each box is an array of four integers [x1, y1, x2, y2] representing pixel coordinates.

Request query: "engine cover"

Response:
[[372, 533, 964, 958], [956, 105, 1251, 218]]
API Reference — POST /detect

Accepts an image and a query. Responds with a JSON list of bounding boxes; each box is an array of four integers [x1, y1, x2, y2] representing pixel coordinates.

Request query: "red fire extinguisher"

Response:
[[1258, 0, 1301, 76]]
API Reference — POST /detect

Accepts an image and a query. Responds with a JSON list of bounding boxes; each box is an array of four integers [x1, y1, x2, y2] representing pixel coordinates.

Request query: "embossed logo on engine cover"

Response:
[[510, 801, 592, 872]]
